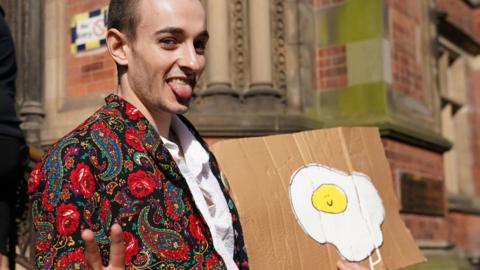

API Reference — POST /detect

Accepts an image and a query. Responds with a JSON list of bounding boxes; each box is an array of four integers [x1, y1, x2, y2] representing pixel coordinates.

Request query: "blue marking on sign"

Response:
[[71, 28, 77, 42], [78, 44, 86, 52], [90, 9, 101, 17], [100, 39, 106, 46], [104, 10, 108, 24]]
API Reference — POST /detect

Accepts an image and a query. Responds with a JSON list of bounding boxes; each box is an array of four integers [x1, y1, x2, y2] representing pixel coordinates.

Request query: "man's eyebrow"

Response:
[[153, 27, 210, 39], [197, 30, 209, 40], [154, 27, 186, 36]]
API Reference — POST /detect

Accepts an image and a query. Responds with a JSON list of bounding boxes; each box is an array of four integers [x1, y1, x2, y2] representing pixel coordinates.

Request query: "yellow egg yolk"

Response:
[[311, 184, 347, 214]]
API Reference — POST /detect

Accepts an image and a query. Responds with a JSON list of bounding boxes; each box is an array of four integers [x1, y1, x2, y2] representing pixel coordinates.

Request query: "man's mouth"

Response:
[[166, 76, 196, 100]]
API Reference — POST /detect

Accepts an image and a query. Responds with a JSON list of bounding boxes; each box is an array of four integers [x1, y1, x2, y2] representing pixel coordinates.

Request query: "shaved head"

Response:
[[107, 0, 203, 41], [107, 0, 139, 40]]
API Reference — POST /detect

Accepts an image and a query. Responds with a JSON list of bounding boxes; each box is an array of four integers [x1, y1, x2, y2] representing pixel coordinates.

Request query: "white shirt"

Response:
[[160, 116, 238, 270]]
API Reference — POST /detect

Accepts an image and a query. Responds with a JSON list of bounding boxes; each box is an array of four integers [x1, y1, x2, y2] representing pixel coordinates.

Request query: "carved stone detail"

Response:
[[190, 0, 313, 133], [272, 0, 288, 95], [230, 0, 249, 91]]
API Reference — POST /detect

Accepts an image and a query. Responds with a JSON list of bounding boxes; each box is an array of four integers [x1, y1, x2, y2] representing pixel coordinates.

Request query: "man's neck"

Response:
[[116, 85, 172, 138]]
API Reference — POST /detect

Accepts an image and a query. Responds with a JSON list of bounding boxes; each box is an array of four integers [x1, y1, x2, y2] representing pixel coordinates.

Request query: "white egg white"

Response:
[[289, 164, 385, 262]]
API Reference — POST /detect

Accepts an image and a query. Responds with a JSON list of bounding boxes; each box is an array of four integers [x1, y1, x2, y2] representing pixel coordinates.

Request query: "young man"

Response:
[[31, 0, 366, 269], [31, 0, 247, 269]]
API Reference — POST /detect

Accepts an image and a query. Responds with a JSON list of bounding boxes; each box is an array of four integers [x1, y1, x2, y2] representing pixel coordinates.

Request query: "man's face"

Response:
[[125, 0, 208, 115]]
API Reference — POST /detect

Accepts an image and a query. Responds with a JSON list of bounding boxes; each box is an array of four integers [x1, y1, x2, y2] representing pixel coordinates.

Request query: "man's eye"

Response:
[[194, 40, 207, 55], [159, 38, 178, 49]]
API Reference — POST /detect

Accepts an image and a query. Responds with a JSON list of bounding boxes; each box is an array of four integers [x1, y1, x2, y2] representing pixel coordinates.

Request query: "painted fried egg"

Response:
[[289, 164, 385, 262]]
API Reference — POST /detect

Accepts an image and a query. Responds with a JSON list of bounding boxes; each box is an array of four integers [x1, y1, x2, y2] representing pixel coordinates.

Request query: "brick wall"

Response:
[[382, 138, 449, 241], [67, 0, 115, 97], [437, 0, 480, 199], [436, 0, 480, 256], [469, 67, 480, 195], [448, 213, 480, 252], [474, 9, 480, 41], [389, 0, 425, 102], [437, 0, 480, 46], [315, 45, 348, 91], [382, 138, 444, 183], [403, 214, 449, 241]]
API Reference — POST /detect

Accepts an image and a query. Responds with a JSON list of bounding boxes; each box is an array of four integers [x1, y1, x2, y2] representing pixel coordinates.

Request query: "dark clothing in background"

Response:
[[0, 9, 27, 266], [0, 135, 27, 255], [0, 12, 23, 139]]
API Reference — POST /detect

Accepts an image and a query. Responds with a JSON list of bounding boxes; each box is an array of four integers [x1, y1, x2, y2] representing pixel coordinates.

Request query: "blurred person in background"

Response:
[[0, 4, 28, 270]]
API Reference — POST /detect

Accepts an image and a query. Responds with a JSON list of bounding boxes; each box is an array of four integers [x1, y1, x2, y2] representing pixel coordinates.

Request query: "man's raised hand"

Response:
[[81, 223, 125, 270]]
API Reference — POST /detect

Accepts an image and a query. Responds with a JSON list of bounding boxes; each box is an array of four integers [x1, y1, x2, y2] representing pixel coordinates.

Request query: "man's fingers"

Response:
[[81, 229, 104, 270], [108, 223, 125, 268]]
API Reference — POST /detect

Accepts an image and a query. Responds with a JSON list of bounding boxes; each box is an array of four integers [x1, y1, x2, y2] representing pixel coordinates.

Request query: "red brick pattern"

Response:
[[67, 0, 105, 14], [315, 45, 348, 91], [474, 9, 480, 41], [389, 0, 425, 102], [437, 0, 480, 199], [382, 138, 444, 190], [67, 0, 115, 98], [448, 213, 480, 252], [312, 0, 345, 9], [382, 138, 448, 241], [437, 0, 480, 45], [402, 214, 449, 242], [469, 67, 480, 195], [437, 8, 480, 256]]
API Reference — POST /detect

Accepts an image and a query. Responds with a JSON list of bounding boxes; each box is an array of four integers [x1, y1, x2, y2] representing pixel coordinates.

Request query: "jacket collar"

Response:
[[104, 94, 185, 181]]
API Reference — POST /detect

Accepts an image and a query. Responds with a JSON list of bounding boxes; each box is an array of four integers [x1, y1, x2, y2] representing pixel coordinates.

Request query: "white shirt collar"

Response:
[[160, 116, 210, 178], [159, 116, 237, 269]]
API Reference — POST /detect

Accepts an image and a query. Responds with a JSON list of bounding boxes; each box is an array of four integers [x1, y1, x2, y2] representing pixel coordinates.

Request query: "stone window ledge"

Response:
[[448, 194, 480, 214]]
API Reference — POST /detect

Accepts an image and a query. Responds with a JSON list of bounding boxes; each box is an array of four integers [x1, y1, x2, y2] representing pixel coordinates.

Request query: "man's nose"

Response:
[[177, 43, 202, 72]]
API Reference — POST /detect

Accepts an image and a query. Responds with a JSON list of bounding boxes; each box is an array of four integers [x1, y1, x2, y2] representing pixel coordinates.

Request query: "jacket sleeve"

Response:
[[30, 140, 110, 269]]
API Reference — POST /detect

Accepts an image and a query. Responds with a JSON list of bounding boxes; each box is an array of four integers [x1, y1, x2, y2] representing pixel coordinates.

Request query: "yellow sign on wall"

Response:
[[70, 6, 108, 54]]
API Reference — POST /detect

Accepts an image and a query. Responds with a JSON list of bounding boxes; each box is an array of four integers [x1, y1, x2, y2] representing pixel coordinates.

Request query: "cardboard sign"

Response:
[[211, 127, 425, 269]]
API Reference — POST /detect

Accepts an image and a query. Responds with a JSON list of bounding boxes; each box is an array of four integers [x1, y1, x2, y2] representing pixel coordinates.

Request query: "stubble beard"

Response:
[[149, 94, 191, 116]]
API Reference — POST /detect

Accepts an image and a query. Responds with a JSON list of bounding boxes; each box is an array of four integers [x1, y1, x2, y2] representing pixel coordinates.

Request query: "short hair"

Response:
[[107, 0, 139, 40], [0, 5, 5, 17]]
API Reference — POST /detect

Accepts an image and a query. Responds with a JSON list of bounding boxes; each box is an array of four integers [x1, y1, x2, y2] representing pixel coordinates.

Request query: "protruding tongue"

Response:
[[168, 81, 192, 99]]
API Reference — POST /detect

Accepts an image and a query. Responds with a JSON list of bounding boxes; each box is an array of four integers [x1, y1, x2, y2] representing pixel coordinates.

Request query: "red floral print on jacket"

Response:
[[69, 162, 95, 198], [56, 203, 80, 236], [127, 170, 156, 198], [30, 94, 249, 270]]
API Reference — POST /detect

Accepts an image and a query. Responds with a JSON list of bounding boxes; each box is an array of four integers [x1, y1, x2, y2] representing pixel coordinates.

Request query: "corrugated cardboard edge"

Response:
[[212, 127, 426, 269]]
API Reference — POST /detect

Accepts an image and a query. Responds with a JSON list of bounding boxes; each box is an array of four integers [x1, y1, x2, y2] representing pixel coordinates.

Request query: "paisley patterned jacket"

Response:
[[29, 94, 249, 269]]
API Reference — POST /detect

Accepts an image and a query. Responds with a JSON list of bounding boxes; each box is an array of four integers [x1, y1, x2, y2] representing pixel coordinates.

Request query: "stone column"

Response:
[[2, 0, 45, 147], [19, 0, 45, 148], [196, 0, 240, 113], [205, 0, 234, 94], [285, 0, 301, 113], [245, 0, 282, 112], [248, 0, 272, 88]]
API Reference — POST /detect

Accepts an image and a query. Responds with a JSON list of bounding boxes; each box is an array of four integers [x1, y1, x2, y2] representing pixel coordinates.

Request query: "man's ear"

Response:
[[106, 28, 129, 66]]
